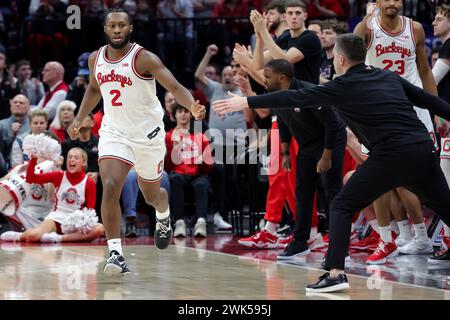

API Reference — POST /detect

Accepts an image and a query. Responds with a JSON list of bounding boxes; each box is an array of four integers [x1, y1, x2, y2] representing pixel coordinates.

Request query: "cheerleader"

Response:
[[1, 147, 104, 243]]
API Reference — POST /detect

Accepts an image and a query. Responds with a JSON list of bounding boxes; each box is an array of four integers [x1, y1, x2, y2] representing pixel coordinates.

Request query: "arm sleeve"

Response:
[[84, 177, 96, 209], [277, 117, 292, 144], [248, 81, 341, 110], [432, 59, 450, 85], [25, 157, 63, 185], [400, 77, 450, 121], [314, 109, 340, 150]]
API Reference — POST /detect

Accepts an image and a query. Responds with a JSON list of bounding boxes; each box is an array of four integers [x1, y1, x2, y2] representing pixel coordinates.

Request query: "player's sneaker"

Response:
[[276, 224, 293, 237], [398, 237, 434, 255], [427, 248, 450, 265], [193, 218, 207, 237], [174, 219, 186, 238], [366, 240, 398, 265], [350, 230, 380, 251], [278, 234, 293, 246], [154, 216, 172, 250], [0, 231, 23, 242], [308, 233, 327, 251], [214, 213, 232, 230], [103, 250, 130, 276], [306, 272, 349, 293], [277, 240, 310, 260], [395, 236, 412, 248], [238, 230, 285, 249]]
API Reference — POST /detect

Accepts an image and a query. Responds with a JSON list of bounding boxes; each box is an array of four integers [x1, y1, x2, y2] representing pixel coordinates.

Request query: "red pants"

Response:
[[264, 121, 298, 224]]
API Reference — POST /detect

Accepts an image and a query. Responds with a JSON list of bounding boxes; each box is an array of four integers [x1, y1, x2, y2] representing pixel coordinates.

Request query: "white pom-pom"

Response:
[[23, 134, 61, 161], [61, 208, 99, 234]]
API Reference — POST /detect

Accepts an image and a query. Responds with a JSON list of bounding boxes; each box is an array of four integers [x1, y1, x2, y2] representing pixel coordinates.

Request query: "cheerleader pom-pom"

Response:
[[23, 134, 61, 161], [61, 208, 99, 235]]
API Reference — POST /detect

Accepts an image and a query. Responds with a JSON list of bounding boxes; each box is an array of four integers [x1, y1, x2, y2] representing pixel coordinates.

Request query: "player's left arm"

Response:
[[135, 50, 205, 118], [414, 21, 438, 96]]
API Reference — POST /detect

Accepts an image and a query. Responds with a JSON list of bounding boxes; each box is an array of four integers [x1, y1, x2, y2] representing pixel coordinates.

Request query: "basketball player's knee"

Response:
[[102, 178, 122, 197], [143, 190, 160, 206]]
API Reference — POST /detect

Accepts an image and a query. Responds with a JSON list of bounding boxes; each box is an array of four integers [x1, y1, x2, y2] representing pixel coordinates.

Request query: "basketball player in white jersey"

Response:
[[68, 8, 206, 276], [354, 0, 436, 262]]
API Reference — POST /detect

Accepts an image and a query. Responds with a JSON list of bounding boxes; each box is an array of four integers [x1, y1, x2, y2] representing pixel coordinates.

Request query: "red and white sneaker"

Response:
[[366, 240, 399, 265], [278, 234, 293, 246], [238, 230, 286, 249], [308, 234, 327, 251], [441, 235, 450, 251], [350, 230, 380, 251]]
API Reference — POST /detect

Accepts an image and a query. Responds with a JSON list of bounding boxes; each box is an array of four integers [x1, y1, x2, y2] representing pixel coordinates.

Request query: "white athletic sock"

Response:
[[264, 221, 278, 235], [368, 219, 380, 234], [413, 223, 428, 240], [444, 223, 450, 237], [108, 238, 123, 255], [40, 232, 62, 243], [397, 219, 412, 240], [156, 205, 170, 220], [379, 225, 392, 243]]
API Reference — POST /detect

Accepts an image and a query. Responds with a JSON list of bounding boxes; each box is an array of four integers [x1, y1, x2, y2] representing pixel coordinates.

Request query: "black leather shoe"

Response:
[[277, 240, 310, 260], [306, 272, 349, 293]]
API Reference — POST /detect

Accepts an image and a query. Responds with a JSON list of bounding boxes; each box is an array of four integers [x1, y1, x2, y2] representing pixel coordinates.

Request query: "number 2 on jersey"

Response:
[[110, 90, 123, 107], [382, 59, 405, 75]]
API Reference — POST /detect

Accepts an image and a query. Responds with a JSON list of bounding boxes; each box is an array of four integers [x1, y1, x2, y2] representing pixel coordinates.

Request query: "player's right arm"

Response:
[[68, 51, 102, 140], [353, 2, 377, 45]]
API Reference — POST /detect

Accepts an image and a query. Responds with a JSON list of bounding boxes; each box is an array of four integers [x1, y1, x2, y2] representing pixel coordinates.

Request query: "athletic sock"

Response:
[[108, 238, 123, 255], [368, 219, 380, 234], [379, 225, 392, 243], [40, 232, 62, 243], [264, 221, 278, 235], [397, 219, 412, 240], [156, 205, 170, 220], [413, 223, 428, 240]]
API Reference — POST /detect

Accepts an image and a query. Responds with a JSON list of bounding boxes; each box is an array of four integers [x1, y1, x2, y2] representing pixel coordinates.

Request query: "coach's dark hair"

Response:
[[284, 0, 306, 11], [265, 0, 286, 14], [103, 8, 133, 25], [335, 33, 367, 63], [265, 59, 294, 80]]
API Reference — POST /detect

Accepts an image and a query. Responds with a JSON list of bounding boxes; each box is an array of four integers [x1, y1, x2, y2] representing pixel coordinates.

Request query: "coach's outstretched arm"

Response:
[[137, 50, 206, 120], [68, 52, 102, 140], [400, 76, 450, 121], [213, 82, 339, 115]]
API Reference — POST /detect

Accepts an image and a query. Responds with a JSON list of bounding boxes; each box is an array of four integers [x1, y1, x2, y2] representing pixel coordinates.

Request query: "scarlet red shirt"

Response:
[[165, 129, 214, 176], [25, 157, 96, 209], [307, 0, 344, 18]]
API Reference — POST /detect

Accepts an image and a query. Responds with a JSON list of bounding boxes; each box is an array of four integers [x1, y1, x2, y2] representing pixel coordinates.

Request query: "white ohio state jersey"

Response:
[[366, 16, 421, 86], [366, 16, 437, 149], [94, 43, 164, 141], [55, 173, 87, 214]]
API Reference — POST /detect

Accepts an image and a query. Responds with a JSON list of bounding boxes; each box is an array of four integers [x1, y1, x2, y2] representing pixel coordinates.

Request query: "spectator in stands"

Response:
[[165, 103, 214, 237], [121, 169, 171, 237], [34, 61, 68, 122], [319, 19, 347, 83], [205, 64, 220, 82], [66, 52, 90, 108], [0, 94, 30, 171], [0, 46, 20, 119], [307, 20, 323, 38], [305, 0, 344, 18], [10, 109, 52, 168], [163, 91, 177, 132], [156, 0, 195, 71], [210, 0, 250, 59], [15, 59, 45, 106], [50, 100, 76, 143], [250, 0, 322, 84]]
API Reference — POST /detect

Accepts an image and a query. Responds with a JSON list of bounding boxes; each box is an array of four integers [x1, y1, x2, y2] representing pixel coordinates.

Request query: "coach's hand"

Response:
[[191, 100, 206, 120], [317, 156, 332, 174], [67, 118, 82, 140]]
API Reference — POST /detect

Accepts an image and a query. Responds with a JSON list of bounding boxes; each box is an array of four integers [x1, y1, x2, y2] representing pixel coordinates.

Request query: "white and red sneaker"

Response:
[[366, 240, 399, 265], [308, 233, 327, 251], [238, 230, 286, 249], [350, 230, 380, 251], [278, 234, 293, 246]]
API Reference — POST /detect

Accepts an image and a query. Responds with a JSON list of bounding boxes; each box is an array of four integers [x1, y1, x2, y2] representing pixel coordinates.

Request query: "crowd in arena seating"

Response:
[[0, 0, 449, 267]]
